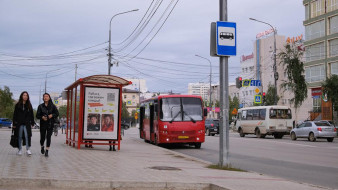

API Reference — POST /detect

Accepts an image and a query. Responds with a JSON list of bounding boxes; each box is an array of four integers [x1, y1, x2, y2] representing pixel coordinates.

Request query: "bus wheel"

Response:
[[195, 143, 201, 149], [255, 128, 262, 138], [239, 128, 245, 137]]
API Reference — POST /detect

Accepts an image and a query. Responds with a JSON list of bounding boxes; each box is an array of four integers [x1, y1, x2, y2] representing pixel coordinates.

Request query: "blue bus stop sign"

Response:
[[254, 95, 262, 104], [216, 21, 237, 56]]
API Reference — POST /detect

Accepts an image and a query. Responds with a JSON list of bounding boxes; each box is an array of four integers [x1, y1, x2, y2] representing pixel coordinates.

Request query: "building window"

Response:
[[305, 42, 325, 62], [329, 38, 338, 57], [305, 64, 325, 82], [327, 0, 338, 12], [311, 0, 325, 18], [305, 4, 310, 20], [132, 95, 135, 99], [313, 97, 321, 113], [124, 95, 127, 99], [329, 15, 338, 35], [331, 62, 338, 75], [305, 20, 325, 41]]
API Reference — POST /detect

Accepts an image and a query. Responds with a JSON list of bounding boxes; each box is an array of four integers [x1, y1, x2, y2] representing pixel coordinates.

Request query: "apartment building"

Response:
[[303, 0, 338, 120]]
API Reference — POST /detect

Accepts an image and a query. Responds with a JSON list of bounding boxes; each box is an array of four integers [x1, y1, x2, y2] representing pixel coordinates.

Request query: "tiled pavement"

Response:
[[0, 128, 327, 190]]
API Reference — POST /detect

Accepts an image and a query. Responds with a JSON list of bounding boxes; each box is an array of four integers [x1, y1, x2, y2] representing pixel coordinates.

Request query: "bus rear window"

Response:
[[269, 109, 292, 119]]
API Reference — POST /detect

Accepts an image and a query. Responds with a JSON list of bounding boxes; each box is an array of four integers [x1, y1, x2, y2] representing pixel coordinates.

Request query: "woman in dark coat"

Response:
[[12, 91, 35, 156], [36, 93, 59, 157]]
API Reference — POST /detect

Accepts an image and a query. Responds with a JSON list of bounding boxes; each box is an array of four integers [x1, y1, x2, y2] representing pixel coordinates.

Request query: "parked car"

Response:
[[0, 118, 12, 128], [290, 121, 336, 142], [205, 118, 219, 136]]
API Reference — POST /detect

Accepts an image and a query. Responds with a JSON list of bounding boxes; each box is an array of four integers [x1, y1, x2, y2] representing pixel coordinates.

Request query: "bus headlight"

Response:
[[166, 138, 169, 142], [196, 137, 200, 141]]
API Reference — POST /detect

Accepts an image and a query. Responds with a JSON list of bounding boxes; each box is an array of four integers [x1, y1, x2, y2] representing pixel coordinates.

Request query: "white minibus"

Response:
[[235, 106, 293, 139]]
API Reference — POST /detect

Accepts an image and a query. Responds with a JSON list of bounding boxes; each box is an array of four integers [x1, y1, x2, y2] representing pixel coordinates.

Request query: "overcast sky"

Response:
[[0, 0, 304, 108]]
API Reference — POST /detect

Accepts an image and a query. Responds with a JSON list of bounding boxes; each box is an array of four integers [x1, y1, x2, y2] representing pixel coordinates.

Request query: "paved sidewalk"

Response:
[[0, 128, 329, 190]]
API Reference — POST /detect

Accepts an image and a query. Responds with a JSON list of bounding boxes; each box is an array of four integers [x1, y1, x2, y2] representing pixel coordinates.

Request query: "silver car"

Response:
[[290, 121, 336, 142]]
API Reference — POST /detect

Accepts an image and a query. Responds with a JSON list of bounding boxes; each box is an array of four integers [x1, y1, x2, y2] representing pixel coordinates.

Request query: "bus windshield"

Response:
[[160, 97, 203, 122], [269, 109, 292, 119]]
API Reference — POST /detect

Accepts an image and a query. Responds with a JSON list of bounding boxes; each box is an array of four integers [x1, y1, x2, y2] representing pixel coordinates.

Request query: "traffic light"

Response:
[[262, 92, 266, 105], [236, 77, 243, 88]]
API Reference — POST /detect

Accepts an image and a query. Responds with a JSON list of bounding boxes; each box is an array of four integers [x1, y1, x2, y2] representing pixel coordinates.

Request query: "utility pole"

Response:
[[75, 64, 78, 81], [44, 73, 47, 93], [219, 0, 230, 167], [108, 9, 139, 75], [39, 84, 41, 105], [195, 55, 212, 117], [249, 18, 277, 105]]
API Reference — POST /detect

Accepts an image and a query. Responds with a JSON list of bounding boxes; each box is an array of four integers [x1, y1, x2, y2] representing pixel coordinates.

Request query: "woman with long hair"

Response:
[[12, 91, 35, 156], [36, 93, 59, 157]]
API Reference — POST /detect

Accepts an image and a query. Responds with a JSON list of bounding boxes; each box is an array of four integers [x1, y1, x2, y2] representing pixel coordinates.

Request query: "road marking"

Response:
[[232, 136, 318, 148]]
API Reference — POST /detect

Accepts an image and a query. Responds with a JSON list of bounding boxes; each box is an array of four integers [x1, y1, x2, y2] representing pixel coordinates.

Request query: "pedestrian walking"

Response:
[[36, 93, 59, 157], [60, 115, 66, 134], [12, 91, 35, 156]]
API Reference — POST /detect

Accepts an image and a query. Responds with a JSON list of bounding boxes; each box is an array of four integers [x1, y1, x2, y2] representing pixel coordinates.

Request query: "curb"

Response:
[[0, 178, 229, 190]]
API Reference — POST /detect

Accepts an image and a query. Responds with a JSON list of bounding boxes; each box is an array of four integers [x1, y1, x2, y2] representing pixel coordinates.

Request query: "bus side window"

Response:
[[253, 109, 259, 120], [247, 110, 253, 120], [259, 109, 266, 120], [270, 109, 277, 119], [242, 110, 247, 120]]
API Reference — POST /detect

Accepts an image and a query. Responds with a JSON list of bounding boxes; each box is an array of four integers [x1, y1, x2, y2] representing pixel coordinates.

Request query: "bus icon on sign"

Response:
[[220, 32, 234, 40]]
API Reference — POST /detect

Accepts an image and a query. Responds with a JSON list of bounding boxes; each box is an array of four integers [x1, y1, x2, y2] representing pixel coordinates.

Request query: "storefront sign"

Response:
[[240, 53, 254, 62], [311, 87, 322, 97], [256, 28, 274, 39], [83, 87, 120, 140], [286, 34, 303, 44]]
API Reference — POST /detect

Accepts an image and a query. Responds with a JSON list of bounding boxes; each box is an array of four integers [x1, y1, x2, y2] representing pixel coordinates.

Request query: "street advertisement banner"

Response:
[[83, 87, 120, 140]]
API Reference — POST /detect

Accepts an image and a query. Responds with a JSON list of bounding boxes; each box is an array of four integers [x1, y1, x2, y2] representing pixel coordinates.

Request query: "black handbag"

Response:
[[10, 129, 18, 148]]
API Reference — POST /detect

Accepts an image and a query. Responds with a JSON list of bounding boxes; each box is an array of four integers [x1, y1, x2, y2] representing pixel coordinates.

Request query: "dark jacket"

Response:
[[36, 100, 59, 130], [12, 103, 35, 146]]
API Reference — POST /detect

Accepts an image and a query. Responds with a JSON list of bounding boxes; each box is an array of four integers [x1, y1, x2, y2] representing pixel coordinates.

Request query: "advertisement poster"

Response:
[[83, 87, 119, 140]]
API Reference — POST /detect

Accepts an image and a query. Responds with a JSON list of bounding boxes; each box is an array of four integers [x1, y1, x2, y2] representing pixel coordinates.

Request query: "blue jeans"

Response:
[[18, 125, 29, 150]]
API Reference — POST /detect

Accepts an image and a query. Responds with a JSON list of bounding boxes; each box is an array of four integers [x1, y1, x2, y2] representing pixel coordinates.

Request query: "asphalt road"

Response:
[[168, 132, 338, 189]]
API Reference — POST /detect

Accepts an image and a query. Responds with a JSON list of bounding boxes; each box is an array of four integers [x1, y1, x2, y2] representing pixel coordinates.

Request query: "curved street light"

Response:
[[108, 9, 139, 75], [249, 17, 277, 105], [195, 54, 212, 114]]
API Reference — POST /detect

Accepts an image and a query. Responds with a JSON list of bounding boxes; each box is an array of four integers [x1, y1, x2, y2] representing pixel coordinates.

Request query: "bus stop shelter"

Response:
[[64, 75, 131, 150]]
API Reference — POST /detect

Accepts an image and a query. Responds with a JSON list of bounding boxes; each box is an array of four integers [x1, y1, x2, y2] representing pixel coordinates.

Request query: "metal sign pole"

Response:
[[219, 0, 229, 167]]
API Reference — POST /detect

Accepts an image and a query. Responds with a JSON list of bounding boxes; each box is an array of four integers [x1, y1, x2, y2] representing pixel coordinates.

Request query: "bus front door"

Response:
[[150, 105, 155, 142], [140, 106, 145, 139]]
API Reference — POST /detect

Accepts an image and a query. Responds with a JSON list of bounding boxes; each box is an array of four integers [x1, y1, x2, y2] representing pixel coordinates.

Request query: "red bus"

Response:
[[139, 95, 207, 149]]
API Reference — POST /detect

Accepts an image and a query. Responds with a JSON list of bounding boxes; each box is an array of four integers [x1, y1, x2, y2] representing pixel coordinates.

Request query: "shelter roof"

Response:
[[65, 75, 131, 90]]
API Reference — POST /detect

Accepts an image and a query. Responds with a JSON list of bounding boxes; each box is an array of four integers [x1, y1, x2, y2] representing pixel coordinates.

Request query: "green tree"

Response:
[[278, 42, 307, 111], [58, 105, 67, 118], [322, 75, 338, 118], [229, 96, 239, 121], [121, 102, 130, 120], [0, 86, 15, 119], [265, 85, 280, 106]]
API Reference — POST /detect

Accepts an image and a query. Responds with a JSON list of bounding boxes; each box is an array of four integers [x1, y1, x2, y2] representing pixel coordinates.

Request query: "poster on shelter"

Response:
[[83, 87, 119, 140]]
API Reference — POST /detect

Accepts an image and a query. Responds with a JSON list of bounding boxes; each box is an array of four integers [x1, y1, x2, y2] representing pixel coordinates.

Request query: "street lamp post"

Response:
[[249, 18, 277, 105], [108, 9, 139, 75], [195, 54, 212, 116]]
